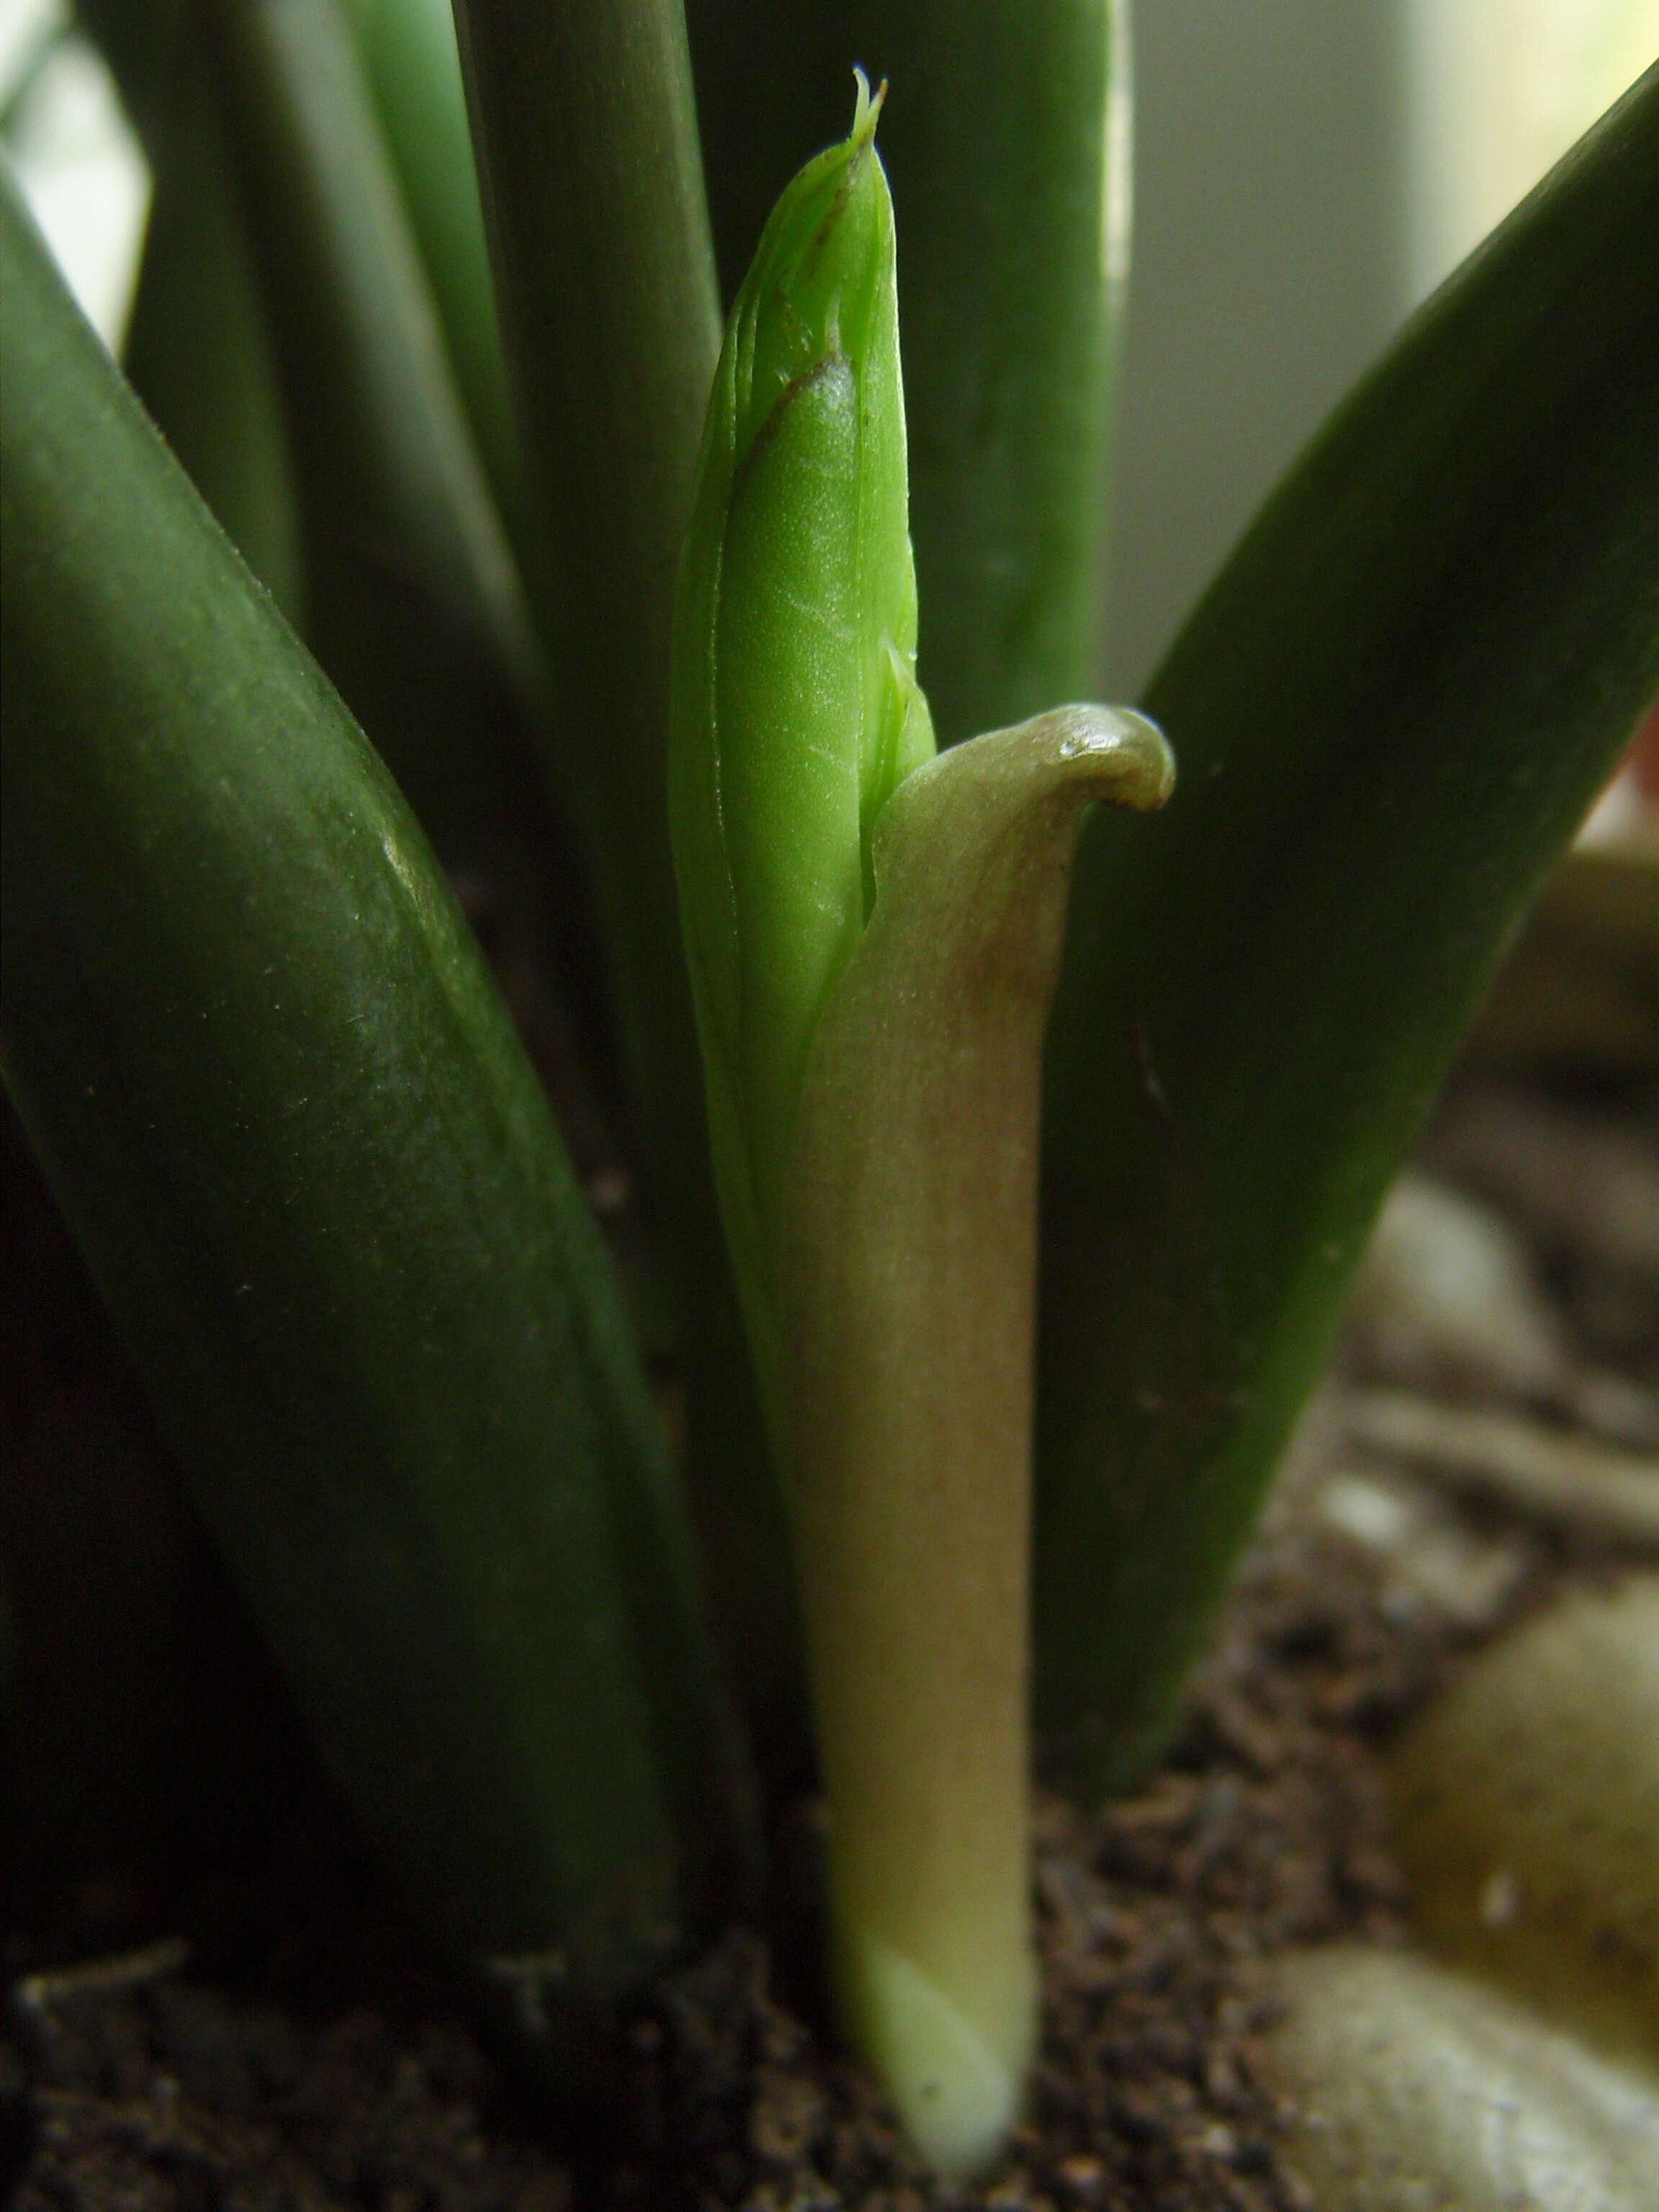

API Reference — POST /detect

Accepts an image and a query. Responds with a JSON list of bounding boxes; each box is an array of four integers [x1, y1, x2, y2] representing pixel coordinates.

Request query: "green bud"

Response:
[[670, 74, 935, 1426]]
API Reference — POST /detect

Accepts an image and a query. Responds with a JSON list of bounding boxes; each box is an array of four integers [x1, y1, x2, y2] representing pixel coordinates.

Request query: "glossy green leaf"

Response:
[[1034, 64, 1659, 1797], [1, 176, 737, 2020]]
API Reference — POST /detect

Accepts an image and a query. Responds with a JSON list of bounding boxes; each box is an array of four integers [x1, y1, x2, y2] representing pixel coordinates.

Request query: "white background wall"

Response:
[[1104, 0, 1658, 698]]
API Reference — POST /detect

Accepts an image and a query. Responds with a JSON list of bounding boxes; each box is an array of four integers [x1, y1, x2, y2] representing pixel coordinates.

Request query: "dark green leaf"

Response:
[[1, 176, 739, 2020], [1034, 66, 1659, 1797]]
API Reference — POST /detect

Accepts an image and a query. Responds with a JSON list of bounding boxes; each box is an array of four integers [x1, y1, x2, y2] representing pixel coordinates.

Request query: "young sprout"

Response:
[[671, 81, 1172, 2174], [785, 705, 1170, 2172], [671, 71, 934, 1437]]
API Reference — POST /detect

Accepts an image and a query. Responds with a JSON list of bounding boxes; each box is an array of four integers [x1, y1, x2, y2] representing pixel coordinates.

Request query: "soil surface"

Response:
[[5, 1069, 1655, 2211]]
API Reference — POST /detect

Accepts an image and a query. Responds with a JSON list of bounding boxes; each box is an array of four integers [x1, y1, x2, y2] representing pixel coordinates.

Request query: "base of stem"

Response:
[[837, 1923, 1037, 2178]]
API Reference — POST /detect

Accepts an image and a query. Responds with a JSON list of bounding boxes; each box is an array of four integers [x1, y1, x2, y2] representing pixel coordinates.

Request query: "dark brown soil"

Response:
[[5, 1071, 1655, 2211]]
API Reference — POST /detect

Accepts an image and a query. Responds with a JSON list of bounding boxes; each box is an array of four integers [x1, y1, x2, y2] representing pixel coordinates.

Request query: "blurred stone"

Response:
[[1390, 1578, 1659, 2066], [1267, 1946, 1659, 2211]]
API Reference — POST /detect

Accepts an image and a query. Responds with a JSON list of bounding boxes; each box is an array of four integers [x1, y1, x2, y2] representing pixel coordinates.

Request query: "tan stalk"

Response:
[[783, 704, 1172, 2174]]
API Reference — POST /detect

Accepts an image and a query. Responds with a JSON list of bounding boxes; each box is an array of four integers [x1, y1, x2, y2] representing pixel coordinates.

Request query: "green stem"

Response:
[[196, 0, 544, 861], [449, 0, 717, 1136], [455, 0, 806, 1771], [121, 35, 304, 626], [851, 0, 1129, 744], [686, 0, 1130, 744], [348, 0, 528, 555]]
